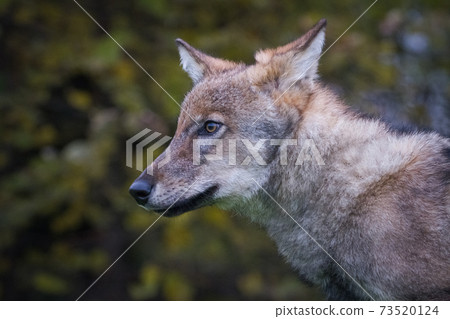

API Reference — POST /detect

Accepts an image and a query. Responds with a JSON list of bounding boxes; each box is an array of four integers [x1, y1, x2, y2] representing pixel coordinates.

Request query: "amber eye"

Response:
[[204, 121, 220, 134]]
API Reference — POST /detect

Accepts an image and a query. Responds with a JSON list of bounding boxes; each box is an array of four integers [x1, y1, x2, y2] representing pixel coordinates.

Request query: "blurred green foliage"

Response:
[[0, 0, 448, 300]]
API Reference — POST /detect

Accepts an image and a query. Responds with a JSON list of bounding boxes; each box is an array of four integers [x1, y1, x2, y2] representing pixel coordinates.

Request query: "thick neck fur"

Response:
[[242, 84, 392, 225], [229, 83, 450, 300]]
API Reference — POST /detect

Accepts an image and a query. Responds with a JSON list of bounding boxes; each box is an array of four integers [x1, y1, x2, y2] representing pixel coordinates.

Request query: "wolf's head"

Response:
[[129, 19, 326, 217]]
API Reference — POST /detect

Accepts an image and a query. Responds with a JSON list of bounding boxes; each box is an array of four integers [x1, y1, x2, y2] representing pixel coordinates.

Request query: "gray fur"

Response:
[[130, 19, 450, 300]]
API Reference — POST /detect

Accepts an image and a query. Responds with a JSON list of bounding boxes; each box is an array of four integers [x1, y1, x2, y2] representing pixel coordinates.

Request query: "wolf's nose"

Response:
[[129, 180, 152, 206]]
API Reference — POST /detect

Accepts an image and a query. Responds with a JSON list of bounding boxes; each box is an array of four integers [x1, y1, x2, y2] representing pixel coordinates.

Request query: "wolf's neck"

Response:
[[240, 87, 389, 225]]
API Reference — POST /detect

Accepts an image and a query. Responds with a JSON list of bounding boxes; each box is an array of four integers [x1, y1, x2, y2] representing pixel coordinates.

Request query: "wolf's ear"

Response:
[[176, 39, 238, 85], [252, 19, 326, 90]]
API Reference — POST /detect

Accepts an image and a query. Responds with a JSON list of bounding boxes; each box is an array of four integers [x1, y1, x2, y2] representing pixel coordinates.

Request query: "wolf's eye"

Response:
[[203, 121, 221, 134]]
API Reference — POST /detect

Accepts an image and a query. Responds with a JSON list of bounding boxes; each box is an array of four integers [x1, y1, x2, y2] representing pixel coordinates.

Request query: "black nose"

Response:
[[129, 180, 152, 205]]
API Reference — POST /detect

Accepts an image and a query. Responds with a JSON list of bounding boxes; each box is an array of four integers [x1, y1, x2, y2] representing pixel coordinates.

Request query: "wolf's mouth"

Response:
[[153, 185, 219, 217]]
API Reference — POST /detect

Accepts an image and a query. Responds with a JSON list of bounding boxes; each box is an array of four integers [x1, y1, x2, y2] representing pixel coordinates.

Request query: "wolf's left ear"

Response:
[[176, 39, 238, 85], [252, 19, 326, 90]]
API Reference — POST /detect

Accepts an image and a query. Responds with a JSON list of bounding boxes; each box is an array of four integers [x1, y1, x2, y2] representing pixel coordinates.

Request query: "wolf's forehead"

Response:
[[182, 79, 255, 111]]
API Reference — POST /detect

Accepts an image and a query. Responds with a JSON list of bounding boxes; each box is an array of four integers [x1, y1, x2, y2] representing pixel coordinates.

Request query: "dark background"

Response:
[[0, 0, 448, 300]]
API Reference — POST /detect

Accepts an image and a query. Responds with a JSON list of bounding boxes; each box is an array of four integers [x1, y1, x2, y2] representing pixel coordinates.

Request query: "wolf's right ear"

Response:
[[176, 39, 238, 85]]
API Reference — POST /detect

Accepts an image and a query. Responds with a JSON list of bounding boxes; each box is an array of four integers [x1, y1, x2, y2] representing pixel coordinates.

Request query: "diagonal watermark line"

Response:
[[251, 0, 379, 126], [72, 0, 199, 125], [76, 178, 200, 301], [251, 178, 376, 301]]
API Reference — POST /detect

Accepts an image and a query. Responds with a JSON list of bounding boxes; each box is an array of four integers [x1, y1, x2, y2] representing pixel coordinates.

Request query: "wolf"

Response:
[[129, 19, 450, 300]]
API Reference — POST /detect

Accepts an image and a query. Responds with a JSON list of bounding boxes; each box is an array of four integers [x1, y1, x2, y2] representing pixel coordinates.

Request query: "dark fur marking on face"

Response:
[[155, 185, 219, 217]]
